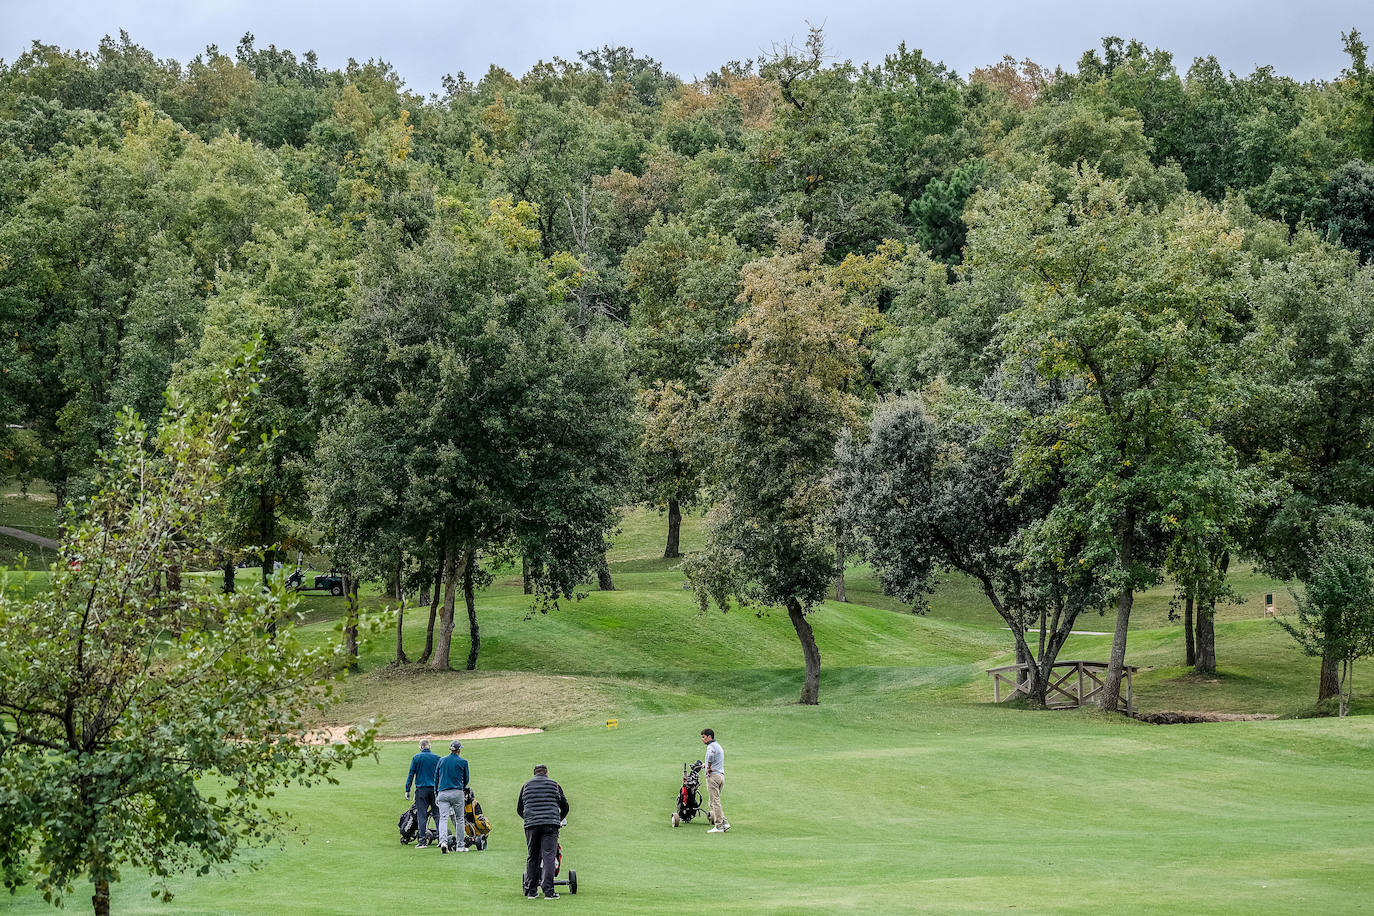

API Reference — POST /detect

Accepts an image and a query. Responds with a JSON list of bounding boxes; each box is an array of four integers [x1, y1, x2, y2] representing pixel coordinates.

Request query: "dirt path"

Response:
[[0, 526, 59, 550]]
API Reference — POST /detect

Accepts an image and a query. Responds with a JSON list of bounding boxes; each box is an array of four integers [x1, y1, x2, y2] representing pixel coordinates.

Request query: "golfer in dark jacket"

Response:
[[517, 764, 570, 899]]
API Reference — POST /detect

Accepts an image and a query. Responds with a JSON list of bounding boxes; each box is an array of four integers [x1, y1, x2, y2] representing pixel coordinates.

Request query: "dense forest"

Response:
[[2, 27, 1373, 708]]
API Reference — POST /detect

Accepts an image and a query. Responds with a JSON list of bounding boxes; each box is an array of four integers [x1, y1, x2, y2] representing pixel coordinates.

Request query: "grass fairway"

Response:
[[4, 507, 1373, 913], [6, 706, 1372, 914]]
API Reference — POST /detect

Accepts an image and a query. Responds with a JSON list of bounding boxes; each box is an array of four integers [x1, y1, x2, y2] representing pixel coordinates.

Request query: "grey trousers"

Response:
[[437, 788, 465, 847]]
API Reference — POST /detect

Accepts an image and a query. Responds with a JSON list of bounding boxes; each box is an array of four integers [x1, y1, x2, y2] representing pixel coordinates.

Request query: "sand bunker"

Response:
[[317, 725, 543, 743]]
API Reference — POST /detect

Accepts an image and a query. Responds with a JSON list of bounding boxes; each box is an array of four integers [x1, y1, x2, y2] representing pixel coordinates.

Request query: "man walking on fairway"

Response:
[[701, 728, 729, 832], [517, 764, 570, 899], [405, 738, 441, 847], [436, 739, 470, 853]]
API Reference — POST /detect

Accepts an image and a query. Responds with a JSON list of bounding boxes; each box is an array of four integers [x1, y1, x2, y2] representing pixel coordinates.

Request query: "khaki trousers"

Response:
[[706, 772, 725, 826]]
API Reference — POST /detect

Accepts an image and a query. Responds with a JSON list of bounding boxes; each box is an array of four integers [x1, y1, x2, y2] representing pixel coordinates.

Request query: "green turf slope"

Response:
[[4, 508, 1373, 914]]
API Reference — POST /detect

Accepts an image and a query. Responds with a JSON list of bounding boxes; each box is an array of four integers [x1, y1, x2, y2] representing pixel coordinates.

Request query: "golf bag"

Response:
[[398, 806, 439, 846], [436, 786, 492, 851], [671, 760, 704, 826], [464, 786, 492, 850]]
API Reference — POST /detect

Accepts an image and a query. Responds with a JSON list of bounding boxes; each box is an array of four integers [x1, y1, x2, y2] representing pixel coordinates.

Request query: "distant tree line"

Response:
[[2, 26, 1373, 708]]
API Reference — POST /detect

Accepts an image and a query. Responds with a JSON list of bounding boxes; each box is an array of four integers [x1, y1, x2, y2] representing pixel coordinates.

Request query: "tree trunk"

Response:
[[833, 537, 847, 603], [344, 573, 360, 672], [92, 878, 110, 916], [430, 545, 460, 670], [259, 482, 274, 589], [1193, 551, 1228, 675], [1100, 518, 1135, 712], [596, 552, 615, 591], [1183, 593, 1195, 667], [394, 560, 408, 665], [1029, 626, 1063, 707], [1193, 601, 1216, 675], [1100, 586, 1134, 711], [1339, 658, 1351, 718], [522, 556, 533, 595], [664, 497, 682, 559], [264, 551, 277, 640], [786, 597, 821, 705], [167, 563, 182, 594], [419, 566, 441, 665], [1015, 635, 1032, 694], [1319, 650, 1340, 702], [223, 558, 236, 594], [464, 549, 480, 671]]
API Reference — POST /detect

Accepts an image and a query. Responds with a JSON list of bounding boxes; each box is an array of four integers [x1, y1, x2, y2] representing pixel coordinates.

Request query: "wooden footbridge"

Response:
[[987, 660, 1138, 714]]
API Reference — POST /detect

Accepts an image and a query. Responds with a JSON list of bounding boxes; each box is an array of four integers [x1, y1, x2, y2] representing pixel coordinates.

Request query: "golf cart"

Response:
[[286, 568, 346, 596]]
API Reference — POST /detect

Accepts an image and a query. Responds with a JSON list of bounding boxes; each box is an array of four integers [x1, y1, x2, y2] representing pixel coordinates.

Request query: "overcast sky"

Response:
[[2, 0, 1369, 95]]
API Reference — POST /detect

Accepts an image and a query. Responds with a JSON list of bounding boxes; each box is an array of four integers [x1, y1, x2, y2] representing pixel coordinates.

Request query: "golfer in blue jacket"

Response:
[[404, 738, 441, 847], [435, 739, 471, 853]]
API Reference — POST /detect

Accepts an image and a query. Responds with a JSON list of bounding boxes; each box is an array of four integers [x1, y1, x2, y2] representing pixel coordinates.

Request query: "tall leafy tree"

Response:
[[0, 102, 308, 501], [971, 168, 1253, 710], [857, 44, 975, 207], [315, 200, 633, 670], [177, 190, 352, 589], [1339, 29, 1374, 161], [997, 93, 1186, 209], [1326, 158, 1374, 261], [1239, 229, 1374, 701], [749, 28, 903, 256], [1279, 510, 1374, 717], [684, 234, 871, 704], [624, 217, 748, 556], [0, 381, 374, 916], [837, 389, 1108, 704]]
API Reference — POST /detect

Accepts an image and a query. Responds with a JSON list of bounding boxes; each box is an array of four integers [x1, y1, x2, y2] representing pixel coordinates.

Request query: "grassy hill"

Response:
[[3, 499, 1372, 913]]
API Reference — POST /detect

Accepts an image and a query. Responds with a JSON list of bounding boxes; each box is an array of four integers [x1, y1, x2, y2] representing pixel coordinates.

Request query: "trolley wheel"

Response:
[[671, 812, 680, 827], [330, 583, 344, 596], [569, 870, 577, 894]]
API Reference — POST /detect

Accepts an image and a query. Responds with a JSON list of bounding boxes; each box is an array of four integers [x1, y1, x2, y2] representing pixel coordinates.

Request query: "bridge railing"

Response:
[[987, 660, 1138, 715]]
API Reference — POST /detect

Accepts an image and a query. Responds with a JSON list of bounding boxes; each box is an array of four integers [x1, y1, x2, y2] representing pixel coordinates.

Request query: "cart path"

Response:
[[0, 526, 59, 550]]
